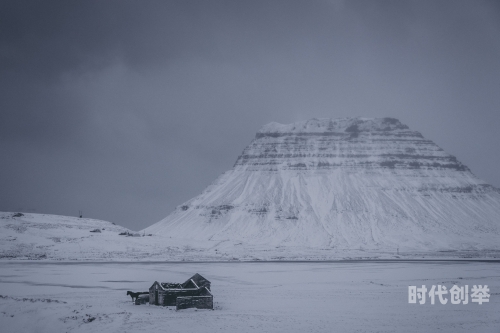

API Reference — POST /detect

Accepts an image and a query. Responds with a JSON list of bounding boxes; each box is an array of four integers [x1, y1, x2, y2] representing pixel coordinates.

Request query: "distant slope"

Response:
[[0, 212, 134, 259], [0, 211, 242, 261], [145, 118, 500, 253], [1, 209, 499, 261]]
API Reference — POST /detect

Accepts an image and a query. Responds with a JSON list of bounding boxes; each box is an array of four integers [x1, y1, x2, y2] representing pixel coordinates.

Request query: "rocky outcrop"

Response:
[[235, 118, 469, 173]]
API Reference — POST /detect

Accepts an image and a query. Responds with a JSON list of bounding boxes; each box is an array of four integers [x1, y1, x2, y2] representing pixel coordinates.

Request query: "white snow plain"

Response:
[[0, 261, 498, 332]]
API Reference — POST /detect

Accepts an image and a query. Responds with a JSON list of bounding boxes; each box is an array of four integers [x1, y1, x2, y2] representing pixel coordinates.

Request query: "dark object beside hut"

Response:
[[149, 273, 213, 310], [127, 291, 148, 302], [135, 294, 149, 305]]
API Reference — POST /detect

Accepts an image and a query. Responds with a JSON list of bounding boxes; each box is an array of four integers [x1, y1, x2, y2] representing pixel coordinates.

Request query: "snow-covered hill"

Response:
[[0, 212, 134, 260], [145, 118, 500, 253], [0, 212, 241, 261], [0, 212, 191, 260]]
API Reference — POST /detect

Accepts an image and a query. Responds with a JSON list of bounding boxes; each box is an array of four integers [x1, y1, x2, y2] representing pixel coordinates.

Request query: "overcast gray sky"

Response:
[[1, 0, 499, 231]]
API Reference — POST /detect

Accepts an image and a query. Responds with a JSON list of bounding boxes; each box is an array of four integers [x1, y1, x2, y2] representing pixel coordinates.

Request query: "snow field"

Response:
[[0, 261, 499, 332]]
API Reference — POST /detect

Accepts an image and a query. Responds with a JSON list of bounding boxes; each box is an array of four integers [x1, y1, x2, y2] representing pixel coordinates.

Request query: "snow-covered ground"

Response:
[[2, 211, 500, 261], [0, 261, 498, 332]]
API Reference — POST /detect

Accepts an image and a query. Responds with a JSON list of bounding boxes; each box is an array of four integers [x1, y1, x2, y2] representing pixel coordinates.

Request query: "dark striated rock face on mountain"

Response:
[[236, 117, 469, 172], [145, 118, 500, 252]]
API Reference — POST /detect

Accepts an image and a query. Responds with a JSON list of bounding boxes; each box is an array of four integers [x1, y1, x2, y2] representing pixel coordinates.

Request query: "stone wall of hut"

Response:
[[176, 296, 213, 310]]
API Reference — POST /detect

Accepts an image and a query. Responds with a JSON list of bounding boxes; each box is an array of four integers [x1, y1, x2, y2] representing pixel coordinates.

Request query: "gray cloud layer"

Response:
[[1, 0, 499, 230]]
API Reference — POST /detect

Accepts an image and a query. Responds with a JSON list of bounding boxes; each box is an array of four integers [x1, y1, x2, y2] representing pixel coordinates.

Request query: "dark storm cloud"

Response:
[[1, 0, 499, 230], [1, 1, 198, 77]]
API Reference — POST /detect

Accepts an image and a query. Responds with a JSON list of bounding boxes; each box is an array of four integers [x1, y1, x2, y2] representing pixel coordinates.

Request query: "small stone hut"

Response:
[[149, 273, 213, 310]]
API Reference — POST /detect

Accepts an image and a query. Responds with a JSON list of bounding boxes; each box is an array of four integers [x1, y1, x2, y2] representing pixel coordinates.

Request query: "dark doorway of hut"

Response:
[[155, 290, 159, 305]]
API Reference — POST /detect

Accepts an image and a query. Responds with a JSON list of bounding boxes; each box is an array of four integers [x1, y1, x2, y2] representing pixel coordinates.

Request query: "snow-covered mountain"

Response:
[[145, 117, 500, 252], [3, 118, 499, 261]]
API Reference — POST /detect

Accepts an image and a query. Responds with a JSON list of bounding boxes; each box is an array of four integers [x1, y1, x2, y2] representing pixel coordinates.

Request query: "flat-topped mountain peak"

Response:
[[258, 117, 409, 135], [145, 117, 500, 253], [237, 117, 467, 173]]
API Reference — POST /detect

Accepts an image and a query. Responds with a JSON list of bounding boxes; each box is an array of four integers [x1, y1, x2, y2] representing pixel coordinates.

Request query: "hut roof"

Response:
[[160, 282, 183, 289], [182, 273, 210, 289], [152, 273, 211, 291]]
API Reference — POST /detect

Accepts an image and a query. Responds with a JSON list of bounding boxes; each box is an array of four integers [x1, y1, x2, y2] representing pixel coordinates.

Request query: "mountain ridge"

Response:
[[145, 117, 500, 252]]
